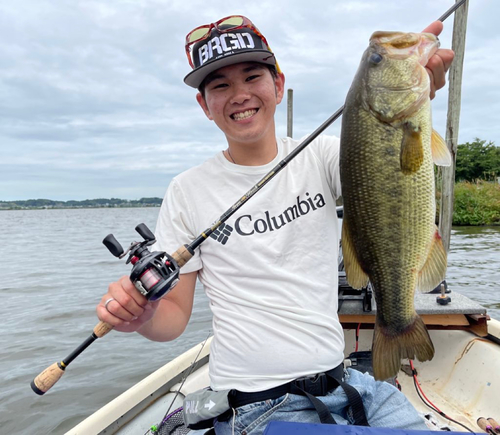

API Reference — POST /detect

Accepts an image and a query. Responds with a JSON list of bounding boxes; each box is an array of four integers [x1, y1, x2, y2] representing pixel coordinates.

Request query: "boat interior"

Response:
[[67, 281, 500, 435]]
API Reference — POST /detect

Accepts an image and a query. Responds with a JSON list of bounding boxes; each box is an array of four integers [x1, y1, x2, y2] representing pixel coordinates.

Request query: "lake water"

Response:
[[0, 208, 498, 435]]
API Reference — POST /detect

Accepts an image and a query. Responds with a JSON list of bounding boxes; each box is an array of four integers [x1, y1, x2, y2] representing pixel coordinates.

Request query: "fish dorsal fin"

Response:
[[431, 130, 452, 166], [417, 227, 448, 292], [341, 219, 369, 289], [400, 122, 424, 174]]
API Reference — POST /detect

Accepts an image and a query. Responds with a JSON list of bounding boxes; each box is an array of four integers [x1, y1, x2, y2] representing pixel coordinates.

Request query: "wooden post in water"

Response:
[[287, 88, 293, 138], [439, 0, 469, 252]]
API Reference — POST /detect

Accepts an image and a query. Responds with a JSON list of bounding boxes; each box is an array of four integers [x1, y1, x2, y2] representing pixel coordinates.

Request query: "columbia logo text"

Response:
[[235, 192, 326, 236]]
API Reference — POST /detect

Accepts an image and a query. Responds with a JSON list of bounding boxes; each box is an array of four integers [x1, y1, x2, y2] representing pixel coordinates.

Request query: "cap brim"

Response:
[[184, 50, 276, 88]]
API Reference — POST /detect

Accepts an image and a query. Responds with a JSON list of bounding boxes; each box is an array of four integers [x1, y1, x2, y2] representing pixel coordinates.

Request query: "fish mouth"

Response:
[[370, 31, 440, 65], [371, 83, 418, 92]]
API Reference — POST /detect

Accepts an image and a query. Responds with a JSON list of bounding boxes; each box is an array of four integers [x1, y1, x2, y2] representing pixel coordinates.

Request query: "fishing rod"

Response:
[[478, 417, 498, 435], [489, 418, 500, 434], [31, 0, 468, 396]]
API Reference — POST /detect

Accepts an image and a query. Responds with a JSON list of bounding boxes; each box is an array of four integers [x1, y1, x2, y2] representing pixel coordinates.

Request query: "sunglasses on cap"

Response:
[[184, 15, 281, 73]]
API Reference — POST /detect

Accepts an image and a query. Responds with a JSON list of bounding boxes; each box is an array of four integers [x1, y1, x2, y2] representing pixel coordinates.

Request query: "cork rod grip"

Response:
[[171, 245, 194, 267], [31, 362, 65, 395], [93, 320, 114, 338], [487, 419, 500, 434], [477, 417, 494, 433]]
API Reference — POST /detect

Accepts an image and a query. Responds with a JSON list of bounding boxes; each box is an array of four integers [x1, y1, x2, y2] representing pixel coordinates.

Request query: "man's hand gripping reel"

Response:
[[103, 223, 181, 301], [31, 223, 194, 395]]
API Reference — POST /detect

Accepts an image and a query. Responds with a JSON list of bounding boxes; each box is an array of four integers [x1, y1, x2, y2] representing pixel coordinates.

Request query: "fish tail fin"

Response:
[[372, 315, 435, 380]]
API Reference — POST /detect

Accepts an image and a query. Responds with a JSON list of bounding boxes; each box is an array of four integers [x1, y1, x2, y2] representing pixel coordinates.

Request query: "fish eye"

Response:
[[369, 53, 383, 65]]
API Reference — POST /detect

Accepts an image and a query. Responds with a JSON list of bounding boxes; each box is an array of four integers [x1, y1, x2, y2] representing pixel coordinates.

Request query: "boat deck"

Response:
[[338, 285, 489, 337]]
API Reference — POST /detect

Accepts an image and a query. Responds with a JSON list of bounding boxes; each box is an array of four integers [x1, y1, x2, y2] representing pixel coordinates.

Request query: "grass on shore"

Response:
[[452, 180, 500, 226]]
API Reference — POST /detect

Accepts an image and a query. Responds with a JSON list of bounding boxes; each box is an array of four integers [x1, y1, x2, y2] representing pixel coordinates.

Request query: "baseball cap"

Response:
[[183, 16, 279, 88]]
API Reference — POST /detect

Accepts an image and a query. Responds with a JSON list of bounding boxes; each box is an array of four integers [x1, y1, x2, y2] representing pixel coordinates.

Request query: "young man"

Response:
[[97, 16, 454, 434]]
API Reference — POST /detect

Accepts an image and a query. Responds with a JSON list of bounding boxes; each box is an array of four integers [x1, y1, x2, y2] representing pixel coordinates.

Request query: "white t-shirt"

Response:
[[154, 135, 344, 392]]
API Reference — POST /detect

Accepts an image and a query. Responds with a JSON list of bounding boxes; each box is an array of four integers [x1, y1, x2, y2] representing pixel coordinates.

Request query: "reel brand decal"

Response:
[[198, 32, 255, 65]]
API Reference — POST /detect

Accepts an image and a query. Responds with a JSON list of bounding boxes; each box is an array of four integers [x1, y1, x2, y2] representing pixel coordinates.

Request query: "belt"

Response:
[[228, 363, 369, 426]]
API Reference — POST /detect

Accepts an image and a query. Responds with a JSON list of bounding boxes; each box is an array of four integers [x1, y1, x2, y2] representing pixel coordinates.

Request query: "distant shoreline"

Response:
[[0, 197, 163, 211]]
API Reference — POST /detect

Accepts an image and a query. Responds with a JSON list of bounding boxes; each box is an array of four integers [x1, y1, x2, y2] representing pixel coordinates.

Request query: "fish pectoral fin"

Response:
[[341, 220, 369, 289], [431, 129, 452, 166], [417, 226, 448, 292], [400, 122, 424, 174]]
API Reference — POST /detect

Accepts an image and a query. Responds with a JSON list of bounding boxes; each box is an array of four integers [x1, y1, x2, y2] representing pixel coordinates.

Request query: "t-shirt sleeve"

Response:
[[319, 135, 341, 199], [152, 178, 202, 274]]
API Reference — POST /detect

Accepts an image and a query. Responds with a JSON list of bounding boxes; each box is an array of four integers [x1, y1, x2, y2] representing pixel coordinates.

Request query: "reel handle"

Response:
[[136, 223, 155, 241], [103, 234, 124, 258], [31, 321, 114, 395]]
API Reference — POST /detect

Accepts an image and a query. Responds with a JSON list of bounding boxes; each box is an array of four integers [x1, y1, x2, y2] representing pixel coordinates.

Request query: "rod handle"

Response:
[[171, 245, 194, 268], [93, 320, 114, 338], [487, 419, 500, 433], [31, 362, 65, 395], [478, 417, 494, 433]]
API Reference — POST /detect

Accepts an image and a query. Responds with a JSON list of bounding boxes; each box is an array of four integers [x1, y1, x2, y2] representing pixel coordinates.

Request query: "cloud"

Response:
[[0, 0, 497, 200]]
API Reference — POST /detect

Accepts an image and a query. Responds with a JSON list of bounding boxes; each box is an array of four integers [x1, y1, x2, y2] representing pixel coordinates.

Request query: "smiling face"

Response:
[[196, 62, 285, 150]]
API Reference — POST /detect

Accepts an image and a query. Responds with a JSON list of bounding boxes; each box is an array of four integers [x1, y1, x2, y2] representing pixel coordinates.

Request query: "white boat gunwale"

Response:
[[67, 339, 211, 435]]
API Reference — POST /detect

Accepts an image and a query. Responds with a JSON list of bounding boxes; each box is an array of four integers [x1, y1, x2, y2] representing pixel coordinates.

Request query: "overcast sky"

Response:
[[1, 0, 497, 201]]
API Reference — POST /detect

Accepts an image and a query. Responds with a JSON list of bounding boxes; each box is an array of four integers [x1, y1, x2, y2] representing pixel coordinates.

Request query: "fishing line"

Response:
[[145, 331, 211, 435], [164, 332, 211, 420], [31, 0, 468, 396]]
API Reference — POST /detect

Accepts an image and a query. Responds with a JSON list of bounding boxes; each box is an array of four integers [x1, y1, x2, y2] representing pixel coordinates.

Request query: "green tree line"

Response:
[[451, 138, 500, 225], [0, 197, 163, 210], [455, 138, 500, 182]]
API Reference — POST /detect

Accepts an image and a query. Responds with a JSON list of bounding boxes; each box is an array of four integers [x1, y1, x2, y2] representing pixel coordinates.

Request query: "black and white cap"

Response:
[[184, 27, 277, 89]]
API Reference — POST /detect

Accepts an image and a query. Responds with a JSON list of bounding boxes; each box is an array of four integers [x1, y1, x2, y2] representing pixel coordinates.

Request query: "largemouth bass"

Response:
[[339, 31, 452, 380]]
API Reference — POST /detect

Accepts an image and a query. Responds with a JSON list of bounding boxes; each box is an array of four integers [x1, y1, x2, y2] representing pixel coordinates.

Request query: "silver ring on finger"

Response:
[[104, 297, 115, 312]]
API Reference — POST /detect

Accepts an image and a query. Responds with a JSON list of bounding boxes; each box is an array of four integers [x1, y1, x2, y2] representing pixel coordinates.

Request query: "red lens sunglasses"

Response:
[[185, 15, 281, 73]]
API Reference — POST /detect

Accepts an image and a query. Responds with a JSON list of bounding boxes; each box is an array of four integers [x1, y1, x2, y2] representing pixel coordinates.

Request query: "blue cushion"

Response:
[[263, 421, 470, 434]]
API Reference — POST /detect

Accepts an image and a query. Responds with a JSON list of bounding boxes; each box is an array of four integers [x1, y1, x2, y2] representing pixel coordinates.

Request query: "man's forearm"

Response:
[[136, 271, 197, 342], [137, 298, 191, 342]]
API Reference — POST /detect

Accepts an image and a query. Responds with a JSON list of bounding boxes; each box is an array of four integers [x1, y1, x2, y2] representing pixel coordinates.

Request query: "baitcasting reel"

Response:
[[103, 223, 180, 301]]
